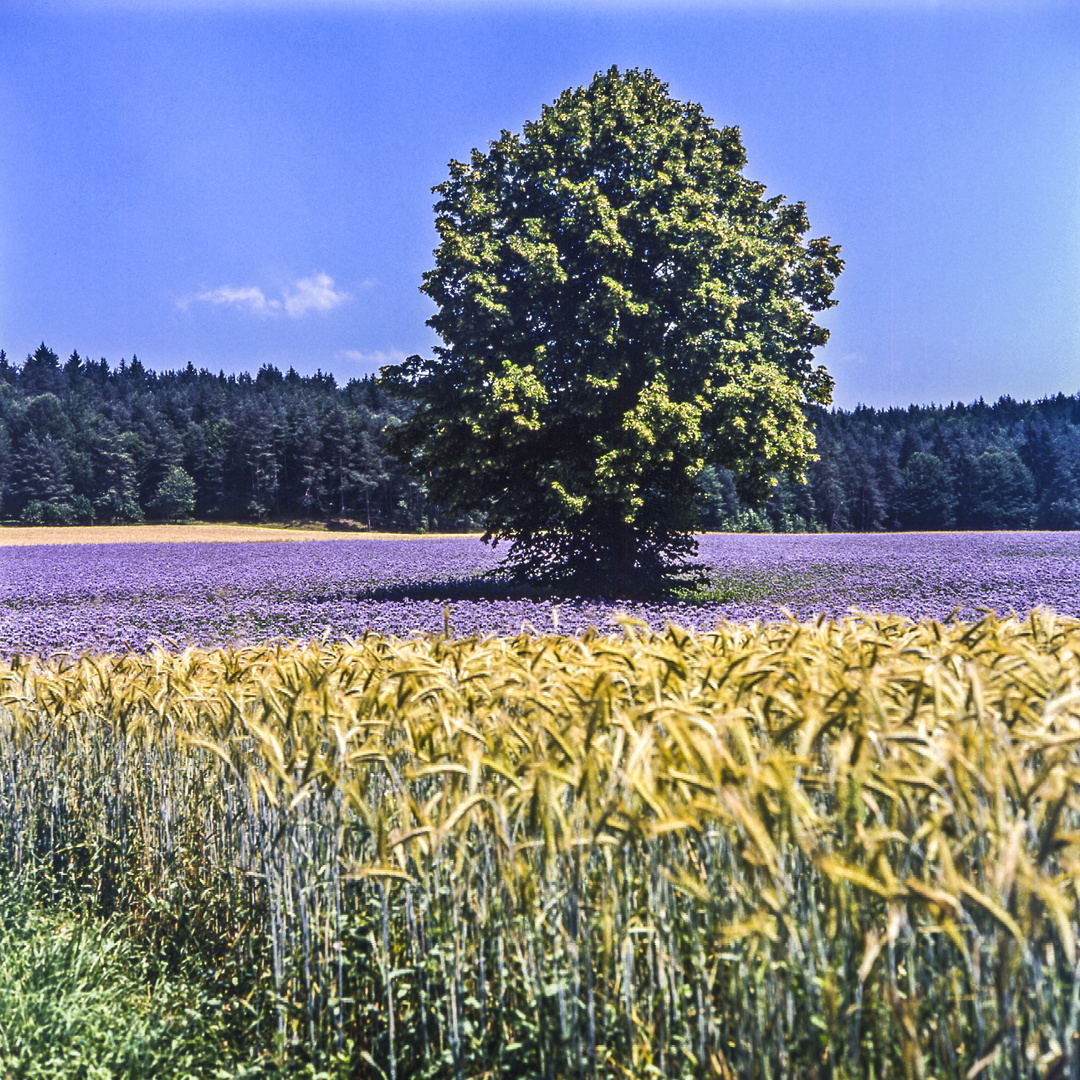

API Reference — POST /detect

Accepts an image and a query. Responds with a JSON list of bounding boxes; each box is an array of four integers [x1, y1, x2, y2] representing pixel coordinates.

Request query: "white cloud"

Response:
[[189, 284, 281, 316], [335, 348, 408, 370], [283, 273, 350, 317], [180, 273, 349, 318]]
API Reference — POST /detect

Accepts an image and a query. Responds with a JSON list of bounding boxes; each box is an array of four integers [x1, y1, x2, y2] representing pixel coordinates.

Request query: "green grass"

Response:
[[671, 561, 839, 603], [0, 883, 300, 1080]]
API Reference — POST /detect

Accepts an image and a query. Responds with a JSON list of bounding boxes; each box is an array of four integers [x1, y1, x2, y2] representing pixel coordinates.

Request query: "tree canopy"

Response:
[[382, 67, 843, 586]]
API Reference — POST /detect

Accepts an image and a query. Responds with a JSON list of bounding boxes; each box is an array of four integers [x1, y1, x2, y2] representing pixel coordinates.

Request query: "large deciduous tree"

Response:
[[399, 68, 841, 583]]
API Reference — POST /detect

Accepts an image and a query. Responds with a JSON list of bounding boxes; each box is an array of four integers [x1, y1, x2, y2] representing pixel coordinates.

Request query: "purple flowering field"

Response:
[[2, 531, 1079, 657]]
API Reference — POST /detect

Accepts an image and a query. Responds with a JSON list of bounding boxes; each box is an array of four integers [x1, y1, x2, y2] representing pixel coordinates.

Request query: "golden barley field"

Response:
[[0, 523, 480, 546], [2, 612, 1079, 1078]]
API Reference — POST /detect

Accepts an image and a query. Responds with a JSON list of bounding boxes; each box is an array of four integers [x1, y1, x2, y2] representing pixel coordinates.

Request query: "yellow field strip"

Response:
[[0, 524, 482, 546]]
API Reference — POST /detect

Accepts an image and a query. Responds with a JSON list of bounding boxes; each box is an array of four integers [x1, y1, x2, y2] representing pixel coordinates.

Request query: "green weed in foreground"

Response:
[[0, 885, 235, 1079], [672, 565, 812, 603], [0, 883, 352, 1079], [2, 613, 1080, 1078], [670, 560, 844, 604]]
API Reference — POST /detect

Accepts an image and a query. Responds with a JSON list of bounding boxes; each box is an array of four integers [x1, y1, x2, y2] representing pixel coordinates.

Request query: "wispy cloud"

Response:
[[284, 273, 350, 316], [335, 348, 408, 370], [180, 274, 349, 318], [186, 284, 280, 316]]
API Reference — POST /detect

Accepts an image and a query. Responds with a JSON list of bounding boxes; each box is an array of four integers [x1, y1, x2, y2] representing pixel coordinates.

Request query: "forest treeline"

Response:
[[2, 343, 1079, 532]]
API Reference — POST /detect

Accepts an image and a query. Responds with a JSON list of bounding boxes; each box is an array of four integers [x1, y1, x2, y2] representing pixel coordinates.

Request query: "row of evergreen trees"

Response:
[[2, 344, 1079, 532], [739, 390, 1080, 533], [0, 344, 438, 530]]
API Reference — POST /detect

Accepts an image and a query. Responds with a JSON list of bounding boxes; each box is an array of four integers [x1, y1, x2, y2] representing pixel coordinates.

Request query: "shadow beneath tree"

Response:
[[351, 564, 714, 604]]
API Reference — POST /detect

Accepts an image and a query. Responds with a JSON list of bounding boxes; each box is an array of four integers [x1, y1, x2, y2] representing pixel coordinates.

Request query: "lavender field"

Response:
[[2, 530, 1079, 657]]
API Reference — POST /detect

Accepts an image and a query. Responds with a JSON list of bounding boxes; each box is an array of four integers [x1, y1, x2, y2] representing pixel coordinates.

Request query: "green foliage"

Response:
[[18, 496, 93, 527], [18, 343, 65, 396], [92, 423, 146, 523], [671, 561, 831, 602], [152, 464, 197, 522], [5, 341, 1080, 536], [960, 447, 1036, 529], [0, 355, 430, 530], [1042, 497, 1080, 530], [383, 67, 841, 583], [0, 884, 267, 1079], [898, 450, 955, 530]]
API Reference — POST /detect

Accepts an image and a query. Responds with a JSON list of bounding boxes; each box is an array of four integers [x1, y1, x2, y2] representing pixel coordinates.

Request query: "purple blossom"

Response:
[[1, 531, 1078, 657]]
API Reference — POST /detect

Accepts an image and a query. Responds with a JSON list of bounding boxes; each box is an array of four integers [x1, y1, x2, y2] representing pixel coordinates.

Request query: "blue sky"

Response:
[[0, 0, 1077, 410]]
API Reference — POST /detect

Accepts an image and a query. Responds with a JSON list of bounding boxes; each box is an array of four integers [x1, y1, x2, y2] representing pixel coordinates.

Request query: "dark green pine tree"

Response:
[[91, 420, 145, 523], [898, 451, 956, 530], [959, 448, 1035, 530], [9, 430, 78, 523], [18, 343, 66, 396]]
